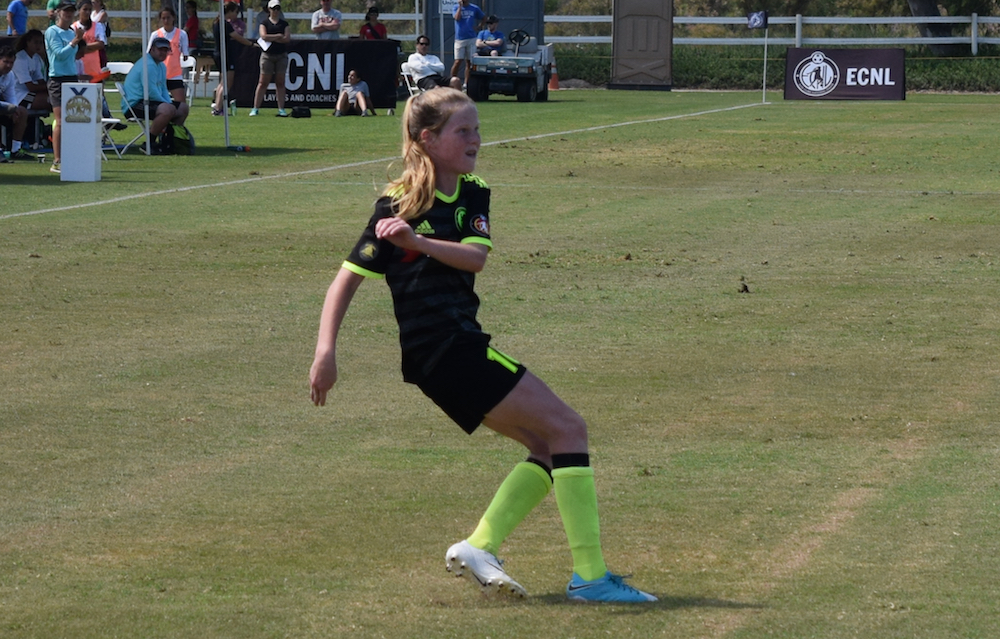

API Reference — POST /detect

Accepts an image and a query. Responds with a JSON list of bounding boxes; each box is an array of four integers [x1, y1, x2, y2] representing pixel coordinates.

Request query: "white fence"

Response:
[[543, 14, 1000, 55], [19, 11, 1000, 55]]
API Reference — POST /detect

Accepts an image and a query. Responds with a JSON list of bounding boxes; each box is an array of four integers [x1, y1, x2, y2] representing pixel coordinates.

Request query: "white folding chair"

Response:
[[101, 118, 123, 159], [180, 56, 196, 104], [401, 63, 423, 97], [106, 61, 133, 76], [113, 80, 151, 155]]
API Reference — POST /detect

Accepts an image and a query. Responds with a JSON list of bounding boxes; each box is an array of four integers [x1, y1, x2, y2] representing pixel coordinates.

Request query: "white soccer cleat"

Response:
[[445, 540, 527, 598]]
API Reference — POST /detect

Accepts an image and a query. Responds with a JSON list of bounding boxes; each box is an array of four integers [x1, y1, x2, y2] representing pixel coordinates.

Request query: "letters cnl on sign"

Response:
[[232, 39, 399, 109], [784, 48, 905, 101]]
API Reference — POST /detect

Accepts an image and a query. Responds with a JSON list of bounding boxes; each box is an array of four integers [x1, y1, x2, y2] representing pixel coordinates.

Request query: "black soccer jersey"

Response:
[[344, 174, 494, 382]]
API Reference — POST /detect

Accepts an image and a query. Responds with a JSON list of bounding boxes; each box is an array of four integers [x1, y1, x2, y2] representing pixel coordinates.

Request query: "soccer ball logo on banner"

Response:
[[793, 52, 840, 97]]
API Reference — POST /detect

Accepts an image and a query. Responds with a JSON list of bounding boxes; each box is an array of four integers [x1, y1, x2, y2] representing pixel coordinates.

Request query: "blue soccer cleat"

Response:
[[566, 571, 657, 603]]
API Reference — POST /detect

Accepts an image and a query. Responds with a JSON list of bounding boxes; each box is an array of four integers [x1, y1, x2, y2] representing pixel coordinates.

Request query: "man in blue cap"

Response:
[[122, 36, 189, 147]]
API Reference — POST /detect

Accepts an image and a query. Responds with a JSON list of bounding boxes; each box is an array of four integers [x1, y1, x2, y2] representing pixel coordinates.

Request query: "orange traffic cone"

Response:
[[548, 56, 560, 91]]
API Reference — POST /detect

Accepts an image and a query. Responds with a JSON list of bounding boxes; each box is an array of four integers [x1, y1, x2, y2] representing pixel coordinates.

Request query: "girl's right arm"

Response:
[[310, 266, 365, 406]]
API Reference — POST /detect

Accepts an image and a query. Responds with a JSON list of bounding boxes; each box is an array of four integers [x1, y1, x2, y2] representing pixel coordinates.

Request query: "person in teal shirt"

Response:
[[121, 36, 188, 143], [42, 1, 84, 173]]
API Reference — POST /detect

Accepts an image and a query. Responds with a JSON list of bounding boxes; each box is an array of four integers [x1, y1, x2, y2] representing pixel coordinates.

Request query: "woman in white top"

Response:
[[148, 7, 190, 103]]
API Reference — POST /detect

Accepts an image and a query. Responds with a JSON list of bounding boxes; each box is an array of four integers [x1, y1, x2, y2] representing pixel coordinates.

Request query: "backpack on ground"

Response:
[[155, 123, 195, 155]]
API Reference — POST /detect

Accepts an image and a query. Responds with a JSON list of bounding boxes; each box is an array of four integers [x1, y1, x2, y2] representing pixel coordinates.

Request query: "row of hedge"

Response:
[[106, 40, 1000, 93], [554, 43, 1000, 91]]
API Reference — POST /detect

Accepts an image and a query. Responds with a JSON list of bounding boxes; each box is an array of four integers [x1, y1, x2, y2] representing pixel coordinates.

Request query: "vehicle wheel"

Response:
[[467, 76, 488, 102], [537, 74, 550, 102], [516, 79, 537, 102]]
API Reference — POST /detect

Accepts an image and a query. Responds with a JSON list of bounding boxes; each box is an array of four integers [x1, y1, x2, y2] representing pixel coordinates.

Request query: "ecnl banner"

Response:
[[784, 48, 905, 100]]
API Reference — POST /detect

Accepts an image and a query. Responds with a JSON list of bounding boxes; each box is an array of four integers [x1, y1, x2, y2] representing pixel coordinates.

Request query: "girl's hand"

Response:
[[375, 216, 421, 252], [310, 351, 338, 406]]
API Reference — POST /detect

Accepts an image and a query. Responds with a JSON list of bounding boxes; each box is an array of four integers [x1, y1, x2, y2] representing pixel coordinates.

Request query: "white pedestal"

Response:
[[60, 83, 102, 182]]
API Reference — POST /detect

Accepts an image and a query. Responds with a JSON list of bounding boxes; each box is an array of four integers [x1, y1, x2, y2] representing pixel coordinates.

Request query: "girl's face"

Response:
[[161, 11, 175, 28], [27, 35, 43, 55], [422, 104, 481, 181]]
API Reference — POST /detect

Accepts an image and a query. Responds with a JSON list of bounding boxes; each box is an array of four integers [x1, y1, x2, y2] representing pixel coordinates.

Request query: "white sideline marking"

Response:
[[2, 102, 764, 222]]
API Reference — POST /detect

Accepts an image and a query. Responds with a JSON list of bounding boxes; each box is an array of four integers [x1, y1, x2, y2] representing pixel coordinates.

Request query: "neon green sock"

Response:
[[466, 462, 552, 556], [553, 466, 608, 581]]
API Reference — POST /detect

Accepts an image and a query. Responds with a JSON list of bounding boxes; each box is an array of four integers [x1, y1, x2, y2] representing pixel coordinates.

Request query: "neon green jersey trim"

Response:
[[437, 173, 488, 203], [342, 261, 385, 279], [461, 236, 493, 250]]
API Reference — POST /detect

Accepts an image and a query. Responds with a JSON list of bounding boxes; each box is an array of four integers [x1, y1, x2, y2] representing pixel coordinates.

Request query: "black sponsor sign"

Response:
[[784, 48, 905, 101], [232, 39, 398, 109]]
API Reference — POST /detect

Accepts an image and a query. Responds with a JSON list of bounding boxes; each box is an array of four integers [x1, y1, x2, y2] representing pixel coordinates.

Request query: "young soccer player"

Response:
[[309, 88, 656, 604]]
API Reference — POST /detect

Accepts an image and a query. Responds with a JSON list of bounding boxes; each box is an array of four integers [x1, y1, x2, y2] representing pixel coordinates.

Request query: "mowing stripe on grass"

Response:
[[1, 102, 762, 222]]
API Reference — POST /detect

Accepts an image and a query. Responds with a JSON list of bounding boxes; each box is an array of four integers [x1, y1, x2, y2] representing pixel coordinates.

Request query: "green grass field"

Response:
[[3, 90, 1000, 638]]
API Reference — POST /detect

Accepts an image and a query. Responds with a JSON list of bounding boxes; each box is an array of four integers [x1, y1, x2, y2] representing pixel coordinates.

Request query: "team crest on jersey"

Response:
[[471, 214, 489, 236], [359, 241, 378, 260]]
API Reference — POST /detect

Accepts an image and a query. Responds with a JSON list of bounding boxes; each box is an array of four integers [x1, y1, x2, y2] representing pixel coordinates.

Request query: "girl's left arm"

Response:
[[375, 216, 488, 273]]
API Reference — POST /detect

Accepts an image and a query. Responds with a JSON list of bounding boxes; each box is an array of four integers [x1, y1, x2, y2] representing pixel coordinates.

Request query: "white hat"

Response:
[[267, 0, 280, 8]]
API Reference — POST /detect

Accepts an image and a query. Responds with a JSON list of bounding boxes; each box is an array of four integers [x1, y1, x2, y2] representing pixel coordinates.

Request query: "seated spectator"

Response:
[[13, 30, 50, 112], [0, 45, 32, 160], [334, 69, 372, 116], [121, 37, 189, 141], [407, 35, 461, 91], [359, 6, 385, 40], [476, 15, 504, 56]]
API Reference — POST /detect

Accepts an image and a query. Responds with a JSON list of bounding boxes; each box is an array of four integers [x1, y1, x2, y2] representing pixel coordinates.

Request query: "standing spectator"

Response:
[[13, 29, 50, 112], [121, 36, 189, 141], [251, 0, 268, 37], [311, 0, 340, 40], [44, 0, 85, 173], [0, 45, 31, 160], [476, 15, 504, 56], [46, 0, 59, 24], [71, 0, 106, 82], [183, 0, 200, 51], [211, 1, 252, 116], [249, 0, 289, 117], [334, 69, 371, 116], [90, 0, 108, 66], [358, 6, 385, 40], [407, 35, 461, 91], [6, 0, 31, 36], [149, 7, 189, 103], [450, 0, 484, 87]]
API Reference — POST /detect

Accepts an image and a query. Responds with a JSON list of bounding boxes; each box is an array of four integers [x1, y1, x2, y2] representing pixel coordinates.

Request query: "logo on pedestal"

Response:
[[65, 87, 94, 123]]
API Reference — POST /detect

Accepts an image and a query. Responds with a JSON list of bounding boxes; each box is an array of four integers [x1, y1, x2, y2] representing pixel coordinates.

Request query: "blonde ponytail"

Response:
[[383, 88, 475, 221]]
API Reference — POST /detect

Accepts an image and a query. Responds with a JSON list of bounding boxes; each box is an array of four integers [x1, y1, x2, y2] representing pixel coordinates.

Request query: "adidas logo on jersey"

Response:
[[414, 220, 435, 235]]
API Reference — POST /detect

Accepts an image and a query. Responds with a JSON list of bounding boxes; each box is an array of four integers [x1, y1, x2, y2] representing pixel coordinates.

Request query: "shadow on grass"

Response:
[[532, 592, 764, 612], [193, 146, 319, 158]]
